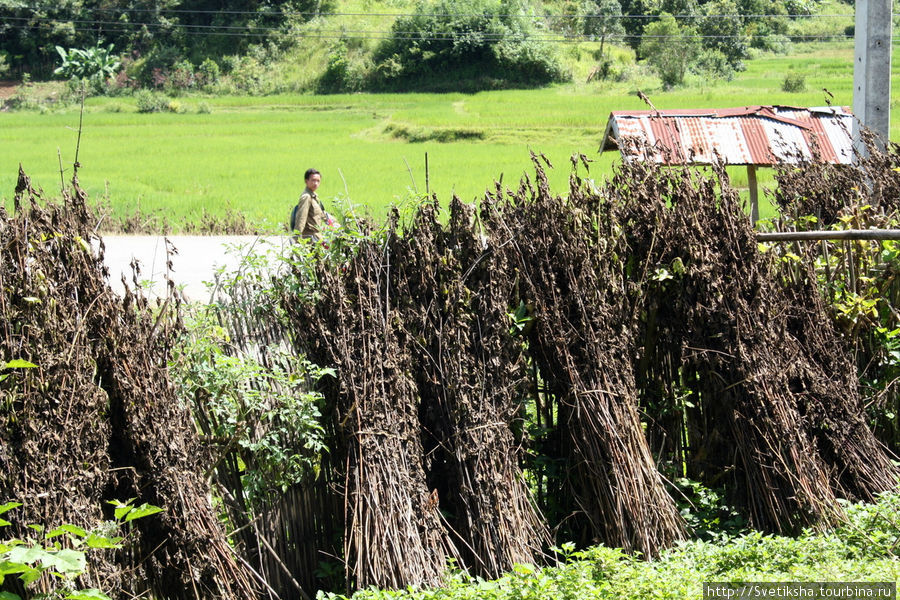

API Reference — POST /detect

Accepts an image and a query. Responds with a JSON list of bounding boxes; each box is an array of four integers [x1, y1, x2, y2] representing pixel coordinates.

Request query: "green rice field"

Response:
[[2, 41, 897, 231]]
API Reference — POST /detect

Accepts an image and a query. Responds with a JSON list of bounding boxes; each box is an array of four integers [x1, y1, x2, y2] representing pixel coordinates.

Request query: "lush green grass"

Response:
[[2, 40, 896, 231]]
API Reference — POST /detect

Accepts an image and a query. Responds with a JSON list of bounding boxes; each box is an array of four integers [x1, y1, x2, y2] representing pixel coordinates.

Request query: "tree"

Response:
[[582, 0, 625, 64], [618, 0, 652, 49], [738, 0, 790, 51], [698, 0, 749, 71], [371, 0, 568, 90], [639, 12, 700, 88], [0, 0, 320, 80]]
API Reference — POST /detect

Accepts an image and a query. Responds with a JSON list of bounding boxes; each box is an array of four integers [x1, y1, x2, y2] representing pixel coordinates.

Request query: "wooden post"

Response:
[[747, 165, 759, 226], [756, 229, 900, 241]]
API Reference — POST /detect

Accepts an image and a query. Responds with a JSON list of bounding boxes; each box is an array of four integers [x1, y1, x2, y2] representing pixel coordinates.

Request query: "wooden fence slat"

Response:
[[757, 229, 900, 241]]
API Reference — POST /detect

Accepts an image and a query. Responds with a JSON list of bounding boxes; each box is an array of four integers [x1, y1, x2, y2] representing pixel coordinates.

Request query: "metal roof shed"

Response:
[[599, 105, 855, 223]]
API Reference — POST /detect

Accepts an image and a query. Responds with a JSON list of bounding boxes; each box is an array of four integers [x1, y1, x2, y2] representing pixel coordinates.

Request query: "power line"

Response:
[[0, 16, 862, 39], [0, 11, 858, 37], [0, 21, 868, 43], [0, 8, 858, 20], [0, 7, 863, 45]]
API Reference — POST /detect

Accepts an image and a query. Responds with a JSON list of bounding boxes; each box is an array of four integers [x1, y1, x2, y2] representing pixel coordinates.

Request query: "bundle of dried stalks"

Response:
[[284, 199, 552, 588], [781, 268, 899, 501], [287, 221, 460, 591], [773, 131, 900, 225], [483, 156, 686, 556], [770, 134, 900, 498], [0, 169, 257, 599], [393, 199, 550, 578], [609, 154, 895, 531]]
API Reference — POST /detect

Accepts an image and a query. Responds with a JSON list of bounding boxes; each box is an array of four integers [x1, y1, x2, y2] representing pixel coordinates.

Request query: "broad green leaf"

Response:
[[107, 498, 136, 521], [6, 545, 47, 564], [85, 534, 122, 549], [2, 360, 36, 369], [124, 503, 163, 522], [0, 591, 23, 600], [0, 559, 28, 576], [44, 549, 86, 574], [18, 565, 43, 586], [0, 503, 22, 517], [66, 590, 112, 600], [47, 524, 88, 539]]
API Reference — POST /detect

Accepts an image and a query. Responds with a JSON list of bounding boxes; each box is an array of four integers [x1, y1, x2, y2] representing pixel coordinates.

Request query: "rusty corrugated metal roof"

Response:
[[600, 105, 854, 166]]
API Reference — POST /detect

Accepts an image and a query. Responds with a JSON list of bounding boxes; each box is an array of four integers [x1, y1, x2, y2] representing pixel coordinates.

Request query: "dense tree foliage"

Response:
[[369, 0, 569, 90], [0, 0, 831, 91], [639, 12, 700, 87], [0, 0, 326, 79]]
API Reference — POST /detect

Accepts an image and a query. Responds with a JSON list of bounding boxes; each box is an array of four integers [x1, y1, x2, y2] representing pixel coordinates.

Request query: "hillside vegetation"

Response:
[[0, 0, 855, 94]]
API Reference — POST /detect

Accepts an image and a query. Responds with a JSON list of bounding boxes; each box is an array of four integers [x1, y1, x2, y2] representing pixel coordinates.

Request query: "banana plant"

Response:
[[54, 41, 121, 83]]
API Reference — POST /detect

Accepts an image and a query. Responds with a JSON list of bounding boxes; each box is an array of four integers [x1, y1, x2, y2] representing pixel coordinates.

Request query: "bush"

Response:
[[318, 493, 900, 600], [132, 45, 182, 88], [227, 56, 267, 94], [197, 58, 221, 90], [695, 49, 737, 81], [134, 89, 170, 113], [167, 59, 196, 93], [317, 41, 371, 93], [781, 71, 806, 92], [370, 0, 568, 90]]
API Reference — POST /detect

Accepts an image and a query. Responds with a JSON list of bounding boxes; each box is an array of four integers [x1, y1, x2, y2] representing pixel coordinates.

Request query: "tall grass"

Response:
[[1, 40, 897, 230]]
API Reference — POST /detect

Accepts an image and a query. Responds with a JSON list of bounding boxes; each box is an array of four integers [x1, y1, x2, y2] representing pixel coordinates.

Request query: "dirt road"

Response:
[[101, 235, 289, 302]]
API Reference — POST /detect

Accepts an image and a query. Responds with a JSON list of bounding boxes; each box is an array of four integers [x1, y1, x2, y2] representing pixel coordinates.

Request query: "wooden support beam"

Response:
[[756, 229, 900, 242], [747, 165, 759, 225]]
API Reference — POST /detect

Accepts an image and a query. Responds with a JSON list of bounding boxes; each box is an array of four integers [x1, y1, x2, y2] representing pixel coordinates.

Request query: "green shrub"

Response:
[[836, 490, 900, 558], [171, 306, 330, 505], [166, 59, 196, 93], [227, 55, 267, 94], [197, 58, 221, 90], [695, 49, 737, 81], [317, 41, 371, 93], [781, 71, 806, 92], [132, 45, 182, 88], [134, 89, 169, 113], [370, 0, 569, 90]]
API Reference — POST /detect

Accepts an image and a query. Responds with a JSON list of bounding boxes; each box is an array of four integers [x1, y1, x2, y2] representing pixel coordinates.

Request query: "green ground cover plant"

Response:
[[316, 490, 900, 600], [1, 41, 896, 232]]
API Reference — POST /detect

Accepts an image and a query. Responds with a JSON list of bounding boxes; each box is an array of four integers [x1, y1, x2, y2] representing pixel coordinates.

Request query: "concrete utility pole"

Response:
[[852, 0, 893, 154]]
